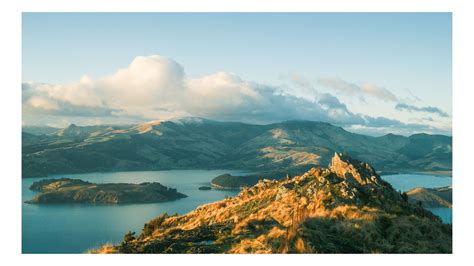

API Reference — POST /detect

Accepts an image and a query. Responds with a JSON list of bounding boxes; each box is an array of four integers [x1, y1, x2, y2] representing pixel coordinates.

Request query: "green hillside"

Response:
[[22, 118, 452, 177]]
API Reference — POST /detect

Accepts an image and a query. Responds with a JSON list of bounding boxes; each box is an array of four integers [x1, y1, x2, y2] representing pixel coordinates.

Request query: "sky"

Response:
[[22, 13, 452, 136]]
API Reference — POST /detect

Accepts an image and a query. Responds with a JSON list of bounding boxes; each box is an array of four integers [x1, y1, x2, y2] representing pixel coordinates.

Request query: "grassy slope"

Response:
[[94, 154, 451, 254]]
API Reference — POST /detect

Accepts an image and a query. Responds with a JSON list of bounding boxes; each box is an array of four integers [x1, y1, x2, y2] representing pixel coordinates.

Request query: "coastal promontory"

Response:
[[406, 186, 452, 208], [95, 153, 451, 254]]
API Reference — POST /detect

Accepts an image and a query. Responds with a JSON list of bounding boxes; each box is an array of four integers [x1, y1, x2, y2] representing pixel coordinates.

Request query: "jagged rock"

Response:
[[329, 152, 383, 186]]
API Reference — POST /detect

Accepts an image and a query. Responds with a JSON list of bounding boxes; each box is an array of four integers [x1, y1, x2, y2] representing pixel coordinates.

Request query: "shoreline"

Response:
[[22, 168, 253, 179], [380, 170, 452, 178], [210, 181, 241, 191]]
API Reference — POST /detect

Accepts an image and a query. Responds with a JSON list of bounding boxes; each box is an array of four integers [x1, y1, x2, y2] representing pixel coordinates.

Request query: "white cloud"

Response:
[[186, 72, 264, 117], [395, 103, 449, 117], [98, 55, 185, 109], [22, 55, 449, 135], [27, 96, 58, 110], [318, 78, 399, 102], [360, 83, 398, 102], [34, 80, 103, 107], [23, 56, 187, 120]]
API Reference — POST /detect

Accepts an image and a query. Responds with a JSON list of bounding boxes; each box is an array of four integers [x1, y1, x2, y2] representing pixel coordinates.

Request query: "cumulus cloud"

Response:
[[23, 55, 346, 125], [318, 78, 398, 102], [27, 96, 59, 110], [395, 103, 449, 117], [22, 82, 113, 117], [23, 56, 186, 120], [22, 55, 447, 135], [98, 55, 185, 110], [186, 72, 265, 119]]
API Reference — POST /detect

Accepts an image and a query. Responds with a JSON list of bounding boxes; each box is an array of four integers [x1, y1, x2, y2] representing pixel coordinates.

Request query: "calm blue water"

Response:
[[382, 174, 452, 224], [382, 174, 452, 192], [22, 170, 244, 254], [428, 208, 453, 224], [22, 172, 452, 253]]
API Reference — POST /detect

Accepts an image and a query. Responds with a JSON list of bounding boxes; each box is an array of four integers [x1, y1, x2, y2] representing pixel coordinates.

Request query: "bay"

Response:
[[382, 173, 452, 224], [22, 171, 453, 253], [22, 169, 244, 254]]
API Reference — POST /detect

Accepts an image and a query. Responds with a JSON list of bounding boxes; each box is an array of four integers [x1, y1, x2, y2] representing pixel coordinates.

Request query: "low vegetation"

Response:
[[92, 153, 451, 254]]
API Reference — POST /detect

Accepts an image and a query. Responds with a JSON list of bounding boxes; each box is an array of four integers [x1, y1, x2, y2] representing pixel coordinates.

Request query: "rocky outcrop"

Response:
[[26, 178, 187, 204], [329, 153, 385, 186], [95, 153, 451, 254]]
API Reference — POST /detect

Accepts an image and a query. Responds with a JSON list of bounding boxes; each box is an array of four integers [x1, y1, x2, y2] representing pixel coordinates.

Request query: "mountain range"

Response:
[[22, 118, 452, 178]]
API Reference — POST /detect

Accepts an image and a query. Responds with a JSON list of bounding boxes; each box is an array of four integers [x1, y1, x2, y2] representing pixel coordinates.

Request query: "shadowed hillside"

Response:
[[22, 119, 452, 178]]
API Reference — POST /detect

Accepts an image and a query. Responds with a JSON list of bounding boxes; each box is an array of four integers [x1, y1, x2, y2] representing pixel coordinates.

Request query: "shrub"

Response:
[[118, 231, 137, 253], [142, 213, 169, 237], [400, 192, 408, 202]]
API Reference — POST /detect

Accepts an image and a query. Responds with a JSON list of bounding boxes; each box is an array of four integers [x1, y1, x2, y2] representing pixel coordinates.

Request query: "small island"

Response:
[[210, 174, 259, 190], [26, 178, 187, 204], [210, 169, 301, 190], [198, 186, 212, 191]]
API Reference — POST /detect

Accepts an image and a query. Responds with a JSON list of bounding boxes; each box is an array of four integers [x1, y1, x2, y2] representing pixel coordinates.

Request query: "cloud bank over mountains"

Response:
[[22, 55, 450, 135], [395, 103, 449, 117], [318, 78, 399, 102]]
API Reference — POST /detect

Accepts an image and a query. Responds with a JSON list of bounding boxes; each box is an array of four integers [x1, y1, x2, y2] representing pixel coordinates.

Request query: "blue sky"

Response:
[[22, 13, 452, 136]]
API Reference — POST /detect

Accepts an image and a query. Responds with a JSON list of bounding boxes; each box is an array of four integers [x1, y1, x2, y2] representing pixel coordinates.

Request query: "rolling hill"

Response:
[[22, 118, 452, 177]]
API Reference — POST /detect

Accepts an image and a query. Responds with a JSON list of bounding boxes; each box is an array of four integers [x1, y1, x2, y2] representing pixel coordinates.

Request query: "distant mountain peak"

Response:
[[57, 123, 85, 137], [135, 120, 163, 134]]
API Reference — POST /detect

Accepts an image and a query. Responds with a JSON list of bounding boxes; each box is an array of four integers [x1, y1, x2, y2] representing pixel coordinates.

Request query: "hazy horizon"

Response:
[[22, 13, 452, 136], [21, 116, 453, 137]]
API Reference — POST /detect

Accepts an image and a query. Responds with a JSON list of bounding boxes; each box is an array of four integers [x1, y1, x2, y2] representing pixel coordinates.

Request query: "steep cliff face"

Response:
[[96, 153, 451, 254]]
